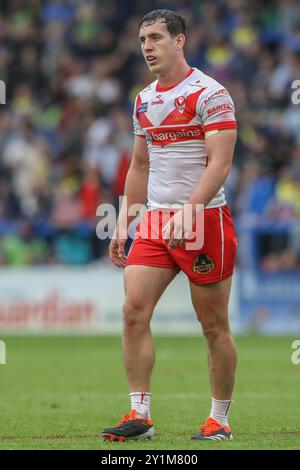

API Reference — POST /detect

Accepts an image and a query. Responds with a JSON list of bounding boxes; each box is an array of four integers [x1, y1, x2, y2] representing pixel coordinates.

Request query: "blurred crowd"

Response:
[[0, 0, 300, 270]]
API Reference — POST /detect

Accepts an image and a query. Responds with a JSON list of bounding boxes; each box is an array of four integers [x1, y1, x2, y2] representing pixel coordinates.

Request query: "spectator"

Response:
[[0, 0, 299, 269]]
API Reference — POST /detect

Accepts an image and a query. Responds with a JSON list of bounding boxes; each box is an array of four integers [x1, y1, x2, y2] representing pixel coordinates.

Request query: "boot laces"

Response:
[[119, 409, 151, 426], [200, 417, 226, 436]]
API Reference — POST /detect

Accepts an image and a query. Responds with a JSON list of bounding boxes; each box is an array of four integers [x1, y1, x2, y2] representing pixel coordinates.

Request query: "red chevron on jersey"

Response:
[[132, 67, 237, 210], [136, 94, 153, 128], [160, 87, 207, 126]]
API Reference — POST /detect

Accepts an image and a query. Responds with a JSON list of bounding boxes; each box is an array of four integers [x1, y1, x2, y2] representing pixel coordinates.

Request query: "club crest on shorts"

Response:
[[192, 254, 215, 274]]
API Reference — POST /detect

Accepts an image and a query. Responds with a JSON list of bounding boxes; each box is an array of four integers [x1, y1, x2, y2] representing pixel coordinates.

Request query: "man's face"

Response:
[[139, 20, 181, 75]]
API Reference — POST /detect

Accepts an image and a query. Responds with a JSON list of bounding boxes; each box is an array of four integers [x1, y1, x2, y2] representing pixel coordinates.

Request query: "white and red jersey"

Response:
[[133, 67, 237, 209]]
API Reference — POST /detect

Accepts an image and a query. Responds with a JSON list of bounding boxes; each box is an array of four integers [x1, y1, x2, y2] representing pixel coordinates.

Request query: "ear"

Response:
[[176, 33, 185, 50]]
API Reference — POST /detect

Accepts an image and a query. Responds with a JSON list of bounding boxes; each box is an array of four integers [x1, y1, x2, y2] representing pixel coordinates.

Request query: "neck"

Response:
[[157, 60, 191, 88]]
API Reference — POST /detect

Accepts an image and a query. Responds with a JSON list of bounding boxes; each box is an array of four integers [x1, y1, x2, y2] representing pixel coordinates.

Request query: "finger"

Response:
[[111, 253, 123, 267], [179, 238, 186, 248], [109, 240, 124, 267], [113, 250, 126, 267], [177, 229, 193, 248], [118, 240, 126, 259], [113, 258, 122, 267], [118, 253, 126, 262], [110, 249, 119, 264], [109, 244, 119, 262], [168, 238, 181, 250], [111, 247, 122, 264], [162, 222, 169, 241], [163, 221, 174, 242], [173, 223, 183, 241], [169, 222, 184, 248]]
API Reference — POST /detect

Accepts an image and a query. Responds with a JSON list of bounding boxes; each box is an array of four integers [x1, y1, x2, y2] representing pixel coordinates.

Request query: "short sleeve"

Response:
[[133, 95, 146, 138], [199, 87, 237, 134]]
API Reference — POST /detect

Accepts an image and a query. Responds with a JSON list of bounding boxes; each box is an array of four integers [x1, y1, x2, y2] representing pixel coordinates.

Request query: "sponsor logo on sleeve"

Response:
[[203, 89, 228, 105], [137, 102, 148, 114], [207, 103, 233, 116]]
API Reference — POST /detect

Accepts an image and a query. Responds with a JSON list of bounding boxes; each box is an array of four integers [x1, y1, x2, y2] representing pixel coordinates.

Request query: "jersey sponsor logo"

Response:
[[151, 94, 164, 105], [146, 125, 204, 146], [207, 103, 233, 117], [203, 89, 227, 105], [137, 102, 148, 113], [174, 96, 186, 113], [192, 254, 215, 274]]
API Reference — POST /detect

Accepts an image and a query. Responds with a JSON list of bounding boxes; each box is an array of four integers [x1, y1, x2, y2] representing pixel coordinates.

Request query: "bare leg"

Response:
[[123, 265, 177, 392], [189, 277, 237, 399]]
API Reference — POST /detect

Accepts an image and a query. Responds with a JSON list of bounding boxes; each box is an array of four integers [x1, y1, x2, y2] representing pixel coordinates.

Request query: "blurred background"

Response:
[[0, 0, 300, 334]]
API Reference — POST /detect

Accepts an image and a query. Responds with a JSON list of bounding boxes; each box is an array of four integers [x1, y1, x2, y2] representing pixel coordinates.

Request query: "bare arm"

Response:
[[163, 129, 237, 248], [118, 135, 149, 227], [187, 129, 237, 208], [110, 135, 149, 266]]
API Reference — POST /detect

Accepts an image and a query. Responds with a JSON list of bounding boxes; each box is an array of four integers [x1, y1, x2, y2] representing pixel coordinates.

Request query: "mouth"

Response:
[[146, 55, 158, 65]]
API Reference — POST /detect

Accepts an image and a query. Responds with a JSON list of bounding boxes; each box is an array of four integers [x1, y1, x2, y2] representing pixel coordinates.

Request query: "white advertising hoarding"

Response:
[[0, 265, 239, 334]]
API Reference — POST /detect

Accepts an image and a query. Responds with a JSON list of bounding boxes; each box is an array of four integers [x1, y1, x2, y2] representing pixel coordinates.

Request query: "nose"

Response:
[[143, 38, 154, 52]]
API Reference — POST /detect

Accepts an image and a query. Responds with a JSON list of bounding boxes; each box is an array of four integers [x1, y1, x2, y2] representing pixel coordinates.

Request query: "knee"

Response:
[[123, 301, 150, 330], [201, 321, 220, 341], [199, 317, 230, 342]]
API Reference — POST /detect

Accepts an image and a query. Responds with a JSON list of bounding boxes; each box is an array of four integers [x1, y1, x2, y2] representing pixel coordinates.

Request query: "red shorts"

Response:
[[126, 205, 238, 285]]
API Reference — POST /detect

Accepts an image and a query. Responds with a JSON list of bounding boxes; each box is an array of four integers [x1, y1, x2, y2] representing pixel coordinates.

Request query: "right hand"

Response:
[[109, 225, 128, 268]]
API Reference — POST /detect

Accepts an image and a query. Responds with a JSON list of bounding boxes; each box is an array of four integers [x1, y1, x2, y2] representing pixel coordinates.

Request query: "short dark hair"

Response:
[[139, 9, 186, 37]]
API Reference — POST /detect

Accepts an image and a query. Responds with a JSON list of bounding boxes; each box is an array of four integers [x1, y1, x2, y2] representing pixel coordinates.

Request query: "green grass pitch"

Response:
[[0, 335, 299, 450]]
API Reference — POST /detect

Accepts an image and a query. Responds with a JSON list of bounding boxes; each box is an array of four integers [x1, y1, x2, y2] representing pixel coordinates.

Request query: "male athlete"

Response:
[[101, 9, 238, 442]]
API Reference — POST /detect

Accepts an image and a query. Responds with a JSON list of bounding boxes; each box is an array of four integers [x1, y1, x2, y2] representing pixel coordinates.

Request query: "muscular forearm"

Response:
[[187, 161, 231, 210], [187, 129, 236, 211], [118, 164, 149, 226]]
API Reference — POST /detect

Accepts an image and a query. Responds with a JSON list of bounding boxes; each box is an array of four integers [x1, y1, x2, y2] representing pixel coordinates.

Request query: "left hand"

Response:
[[162, 206, 196, 250]]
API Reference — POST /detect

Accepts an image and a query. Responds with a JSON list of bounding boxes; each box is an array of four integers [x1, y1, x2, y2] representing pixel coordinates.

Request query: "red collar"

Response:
[[156, 67, 194, 92]]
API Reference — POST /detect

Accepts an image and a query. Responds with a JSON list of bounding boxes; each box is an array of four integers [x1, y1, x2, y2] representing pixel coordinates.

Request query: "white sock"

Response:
[[129, 392, 151, 419], [209, 397, 232, 427]]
